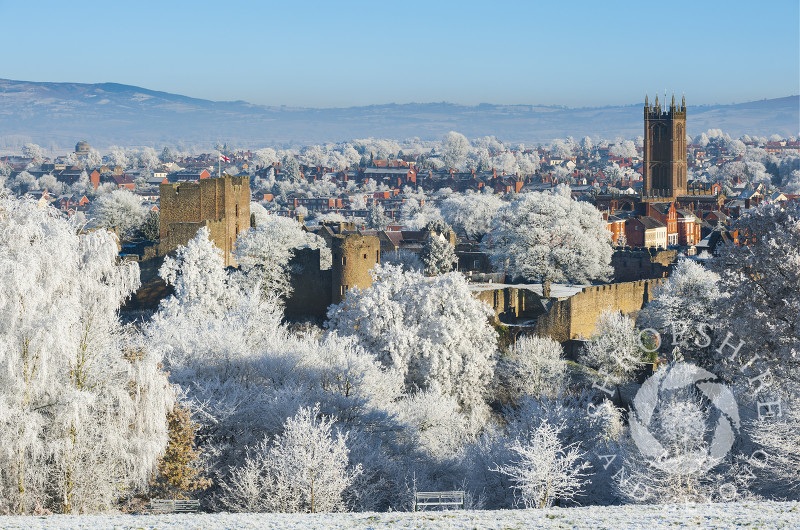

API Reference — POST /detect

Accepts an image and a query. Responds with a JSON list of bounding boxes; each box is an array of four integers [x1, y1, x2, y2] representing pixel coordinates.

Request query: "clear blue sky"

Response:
[[1, 0, 797, 108]]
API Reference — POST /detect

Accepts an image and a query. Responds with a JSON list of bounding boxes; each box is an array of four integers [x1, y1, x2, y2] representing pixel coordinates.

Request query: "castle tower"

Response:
[[643, 94, 687, 200], [158, 174, 251, 266], [330, 234, 380, 304]]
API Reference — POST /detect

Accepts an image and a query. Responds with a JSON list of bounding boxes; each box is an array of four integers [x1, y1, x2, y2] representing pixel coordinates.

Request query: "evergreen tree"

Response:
[[150, 404, 212, 500], [420, 233, 458, 275]]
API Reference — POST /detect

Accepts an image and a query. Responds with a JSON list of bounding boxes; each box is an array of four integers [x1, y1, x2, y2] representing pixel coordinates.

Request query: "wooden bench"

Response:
[[414, 491, 465, 511], [149, 499, 201, 513]]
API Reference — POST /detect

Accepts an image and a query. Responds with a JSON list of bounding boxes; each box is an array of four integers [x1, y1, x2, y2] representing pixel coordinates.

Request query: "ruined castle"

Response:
[[285, 235, 381, 320], [159, 175, 251, 266], [127, 174, 663, 346]]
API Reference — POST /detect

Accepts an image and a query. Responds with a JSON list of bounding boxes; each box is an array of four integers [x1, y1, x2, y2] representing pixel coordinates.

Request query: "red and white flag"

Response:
[[219, 154, 230, 162]]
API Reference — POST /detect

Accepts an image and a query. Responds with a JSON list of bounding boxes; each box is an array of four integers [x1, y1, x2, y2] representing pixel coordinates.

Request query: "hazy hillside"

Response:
[[0, 79, 796, 152]]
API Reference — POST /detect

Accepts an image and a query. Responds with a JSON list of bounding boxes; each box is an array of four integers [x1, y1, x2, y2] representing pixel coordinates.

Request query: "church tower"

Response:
[[643, 94, 687, 200]]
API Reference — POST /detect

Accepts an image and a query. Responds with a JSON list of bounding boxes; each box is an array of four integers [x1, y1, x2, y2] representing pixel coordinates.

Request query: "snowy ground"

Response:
[[2, 501, 798, 529], [469, 282, 586, 299]]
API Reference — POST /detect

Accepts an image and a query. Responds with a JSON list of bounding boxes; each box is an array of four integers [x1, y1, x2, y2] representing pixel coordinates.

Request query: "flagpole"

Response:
[[218, 152, 221, 178]]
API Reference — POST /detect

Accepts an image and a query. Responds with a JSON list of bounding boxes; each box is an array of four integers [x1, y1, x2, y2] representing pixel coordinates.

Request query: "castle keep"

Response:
[[159, 175, 251, 266]]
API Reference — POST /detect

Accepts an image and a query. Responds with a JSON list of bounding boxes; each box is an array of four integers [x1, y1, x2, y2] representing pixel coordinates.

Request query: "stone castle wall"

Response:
[[472, 287, 547, 322], [285, 248, 333, 320], [534, 279, 664, 343]]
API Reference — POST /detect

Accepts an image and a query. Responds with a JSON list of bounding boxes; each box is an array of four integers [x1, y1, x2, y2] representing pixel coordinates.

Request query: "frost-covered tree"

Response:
[[400, 199, 442, 230], [141, 210, 160, 241], [783, 169, 800, 194], [159, 226, 232, 317], [0, 196, 172, 514], [22, 143, 43, 162], [327, 265, 497, 415], [88, 188, 148, 239], [482, 192, 612, 297], [610, 139, 637, 159], [637, 260, 724, 365], [37, 173, 64, 195], [366, 202, 389, 230], [710, 202, 800, 390], [748, 401, 800, 493], [395, 388, 473, 462], [160, 146, 175, 163], [493, 152, 519, 175], [419, 233, 458, 275], [253, 147, 278, 168], [496, 335, 568, 402], [727, 139, 747, 157], [517, 152, 541, 175], [549, 139, 572, 159], [235, 214, 330, 298], [441, 131, 470, 170], [105, 146, 131, 168], [280, 155, 302, 183], [137, 147, 159, 168], [381, 249, 423, 272], [8, 170, 38, 195], [83, 148, 103, 169], [580, 311, 646, 387], [440, 192, 504, 241], [219, 404, 362, 513], [616, 371, 730, 504], [494, 420, 591, 508]]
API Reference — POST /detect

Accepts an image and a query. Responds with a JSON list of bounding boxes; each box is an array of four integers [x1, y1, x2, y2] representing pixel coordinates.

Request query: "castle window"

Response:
[[363, 253, 367, 259], [342, 256, 346, 266]]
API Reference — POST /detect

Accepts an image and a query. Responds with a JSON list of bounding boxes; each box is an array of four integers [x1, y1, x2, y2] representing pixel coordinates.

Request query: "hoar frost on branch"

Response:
[[219, 404, 362, 513], [439, 192, 504, 241], [580, 311, 646, 388], [0, 196, 173, 514], [326, 264, 497, 415], [494, 420, 591, 509], [88, 188, 148, 239], [710, 202, 800, 389], [235, 213, 331, 298], [482, 192, 612, 297]]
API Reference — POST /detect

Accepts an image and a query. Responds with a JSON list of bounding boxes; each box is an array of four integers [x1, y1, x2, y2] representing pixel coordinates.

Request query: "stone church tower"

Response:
[[643, 94, 687, 200]]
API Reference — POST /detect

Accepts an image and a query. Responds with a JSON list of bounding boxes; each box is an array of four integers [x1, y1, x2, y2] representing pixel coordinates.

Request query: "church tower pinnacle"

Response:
[[643, 93, 687, 200]]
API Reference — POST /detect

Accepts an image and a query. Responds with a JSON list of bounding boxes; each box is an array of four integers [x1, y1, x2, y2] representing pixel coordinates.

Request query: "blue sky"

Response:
[[1, 0, 797, 108]]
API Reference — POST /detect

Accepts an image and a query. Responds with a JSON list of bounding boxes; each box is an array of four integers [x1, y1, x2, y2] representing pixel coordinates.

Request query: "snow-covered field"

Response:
[[1, 501, 798, 529]]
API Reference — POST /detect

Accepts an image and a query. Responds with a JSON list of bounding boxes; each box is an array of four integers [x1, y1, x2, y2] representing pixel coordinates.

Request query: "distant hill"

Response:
[[0, 79, 796, 152]]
